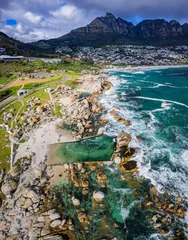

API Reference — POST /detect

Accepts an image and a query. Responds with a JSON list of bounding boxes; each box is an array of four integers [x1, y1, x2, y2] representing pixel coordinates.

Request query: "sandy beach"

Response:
[[15, 120, 74, 167], [106, 64, 188, 72]]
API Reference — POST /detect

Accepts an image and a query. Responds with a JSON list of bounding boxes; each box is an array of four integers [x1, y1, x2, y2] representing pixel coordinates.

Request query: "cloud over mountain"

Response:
[[0, 0, 187, 42]]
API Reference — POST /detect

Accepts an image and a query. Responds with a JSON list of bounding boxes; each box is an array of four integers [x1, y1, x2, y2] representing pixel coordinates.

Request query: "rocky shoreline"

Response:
[[0, 72, 114, 239], [0, 71, 187, 239]]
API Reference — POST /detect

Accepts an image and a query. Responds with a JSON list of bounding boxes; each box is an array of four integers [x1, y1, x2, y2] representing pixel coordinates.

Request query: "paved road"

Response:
[[0, 96, 18, 106], [0, 76, 20, 91]]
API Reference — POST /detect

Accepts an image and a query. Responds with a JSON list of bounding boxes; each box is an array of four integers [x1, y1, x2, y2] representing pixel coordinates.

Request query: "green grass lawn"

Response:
[[0, 74, 17, 89], [0, 69, 80, 174], [0, 128, 11, 173], [55, 104, 62, 117], [0, 101, 23, 127], [62, 71, 80, 89], [24, 88, 50, 102]]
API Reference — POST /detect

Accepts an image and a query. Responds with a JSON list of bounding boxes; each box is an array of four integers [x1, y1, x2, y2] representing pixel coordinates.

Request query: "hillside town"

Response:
[[56, 45, 188, 66]]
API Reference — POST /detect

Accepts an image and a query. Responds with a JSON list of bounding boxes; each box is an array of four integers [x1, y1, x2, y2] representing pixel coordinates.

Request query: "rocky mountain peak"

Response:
[[36, 13, 188, 48], [105, 12, 116, 21]]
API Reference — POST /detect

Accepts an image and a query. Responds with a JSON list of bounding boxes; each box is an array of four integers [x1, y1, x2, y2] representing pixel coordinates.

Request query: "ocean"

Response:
[[100, 67, 188, 238], [52, 67, 188, 239]]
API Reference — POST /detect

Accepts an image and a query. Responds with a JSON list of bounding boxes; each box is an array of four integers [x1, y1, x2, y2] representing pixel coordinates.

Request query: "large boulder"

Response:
[[50, 220, 61, 228], [59, 96, 76, 106], [97, 127, 106, 135], [1, 179, 18, 196], [122, 160, 137, 172], [117, 132, 132, 148], [49, 212, 61, 221], [114, 156, 122, 164], [27, 190, 40, 203]]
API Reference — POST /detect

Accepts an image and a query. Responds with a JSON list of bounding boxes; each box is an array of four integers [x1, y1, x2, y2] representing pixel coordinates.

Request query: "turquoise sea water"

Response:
[[101, 67, 188, 232], [53, 67, 188, 239]]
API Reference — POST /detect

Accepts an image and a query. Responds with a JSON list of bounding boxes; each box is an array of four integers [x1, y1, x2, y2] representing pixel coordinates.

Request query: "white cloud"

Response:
[[50, 5, 80, 20], [0, 2, 97, 42], [0, 0, 186, 42], [25, 11, 42, 24], [15, 23, 25, 33]]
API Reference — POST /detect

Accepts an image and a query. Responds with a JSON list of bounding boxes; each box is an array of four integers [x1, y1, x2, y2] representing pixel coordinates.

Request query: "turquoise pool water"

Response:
[[56, 134, 115, 163]]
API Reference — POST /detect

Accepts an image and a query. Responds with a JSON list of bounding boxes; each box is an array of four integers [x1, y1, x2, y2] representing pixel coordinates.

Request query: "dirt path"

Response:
[[11, 100, 24, 130]]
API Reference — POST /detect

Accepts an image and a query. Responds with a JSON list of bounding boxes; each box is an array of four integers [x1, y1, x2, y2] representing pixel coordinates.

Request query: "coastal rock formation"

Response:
[[1, 179, 18, 196], [117, 132, 132, 148], [109, 108, 131, 126], [0, 71, 187, 240]]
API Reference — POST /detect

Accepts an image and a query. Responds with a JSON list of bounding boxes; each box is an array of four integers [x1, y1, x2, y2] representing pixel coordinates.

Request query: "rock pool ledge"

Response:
[[0, 71, 186, 239], [47, 134, 115, 165]]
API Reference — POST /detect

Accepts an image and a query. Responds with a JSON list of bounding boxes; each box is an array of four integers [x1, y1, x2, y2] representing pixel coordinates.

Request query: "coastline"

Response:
[[14, 72, 110, 166], [105, 64, 188, 72], [1, 69, 187, 239], [15, 120, 74, 167], [99, 69, 188, 236]]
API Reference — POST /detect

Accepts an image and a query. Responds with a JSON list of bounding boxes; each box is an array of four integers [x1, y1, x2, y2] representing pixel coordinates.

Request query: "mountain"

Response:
[[33, 13, 188, 50], [0, 31, 54, 56], [1, 13, 188, 56]]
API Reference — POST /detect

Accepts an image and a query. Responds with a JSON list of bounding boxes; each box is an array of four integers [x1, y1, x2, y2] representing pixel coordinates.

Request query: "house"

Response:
[[0, 55, 25, 61], [0, 48, 6, 53], [45, 88, 52, 93], [17, 90, 26, 96]]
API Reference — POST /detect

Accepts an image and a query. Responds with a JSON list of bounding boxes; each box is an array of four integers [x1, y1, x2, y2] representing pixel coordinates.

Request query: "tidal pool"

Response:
[[48, 135, 115, 165]]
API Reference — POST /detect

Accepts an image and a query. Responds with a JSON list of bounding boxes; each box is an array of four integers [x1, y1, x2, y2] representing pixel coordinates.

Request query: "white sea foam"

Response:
[[139, 80, 155, 84], [120, 200, 139, 223], [133, 96, 188, 108], [102, 73, 188, 209], [120, 74, 133, 78], [133, 71, 145, 74], [139, 165, 188, 199], [181, 150, 188, 166], [161, 102, 171, 110]]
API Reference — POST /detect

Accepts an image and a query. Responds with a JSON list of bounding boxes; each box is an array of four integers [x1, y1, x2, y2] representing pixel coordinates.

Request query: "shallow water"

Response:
[[56, 135, 115, 163]]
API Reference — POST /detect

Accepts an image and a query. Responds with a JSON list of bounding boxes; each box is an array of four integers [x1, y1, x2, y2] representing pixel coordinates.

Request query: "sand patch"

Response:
[[15, 120, 74, 167]]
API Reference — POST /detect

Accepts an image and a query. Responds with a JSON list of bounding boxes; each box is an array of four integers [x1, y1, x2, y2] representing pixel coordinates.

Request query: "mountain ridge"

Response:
[[1, 13, 188, 55], [33, 13, 188, 49]]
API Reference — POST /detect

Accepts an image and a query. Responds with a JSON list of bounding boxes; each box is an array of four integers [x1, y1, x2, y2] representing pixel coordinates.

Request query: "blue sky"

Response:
[[0, 0, 187, 42], [6, 19, 17, 26]]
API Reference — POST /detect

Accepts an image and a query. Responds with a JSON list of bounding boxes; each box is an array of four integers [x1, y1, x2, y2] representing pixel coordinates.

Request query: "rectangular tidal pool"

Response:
[[47, 135, 115, 165]]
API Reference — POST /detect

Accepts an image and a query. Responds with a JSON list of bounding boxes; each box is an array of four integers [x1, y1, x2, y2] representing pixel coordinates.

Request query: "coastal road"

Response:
[[0, 96, 17, 106]]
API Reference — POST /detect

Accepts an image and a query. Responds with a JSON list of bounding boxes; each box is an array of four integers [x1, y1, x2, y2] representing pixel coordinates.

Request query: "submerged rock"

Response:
[[93, 191, 105, 202], [77, 212, 88, 223], [72, 197, 80, 206]]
